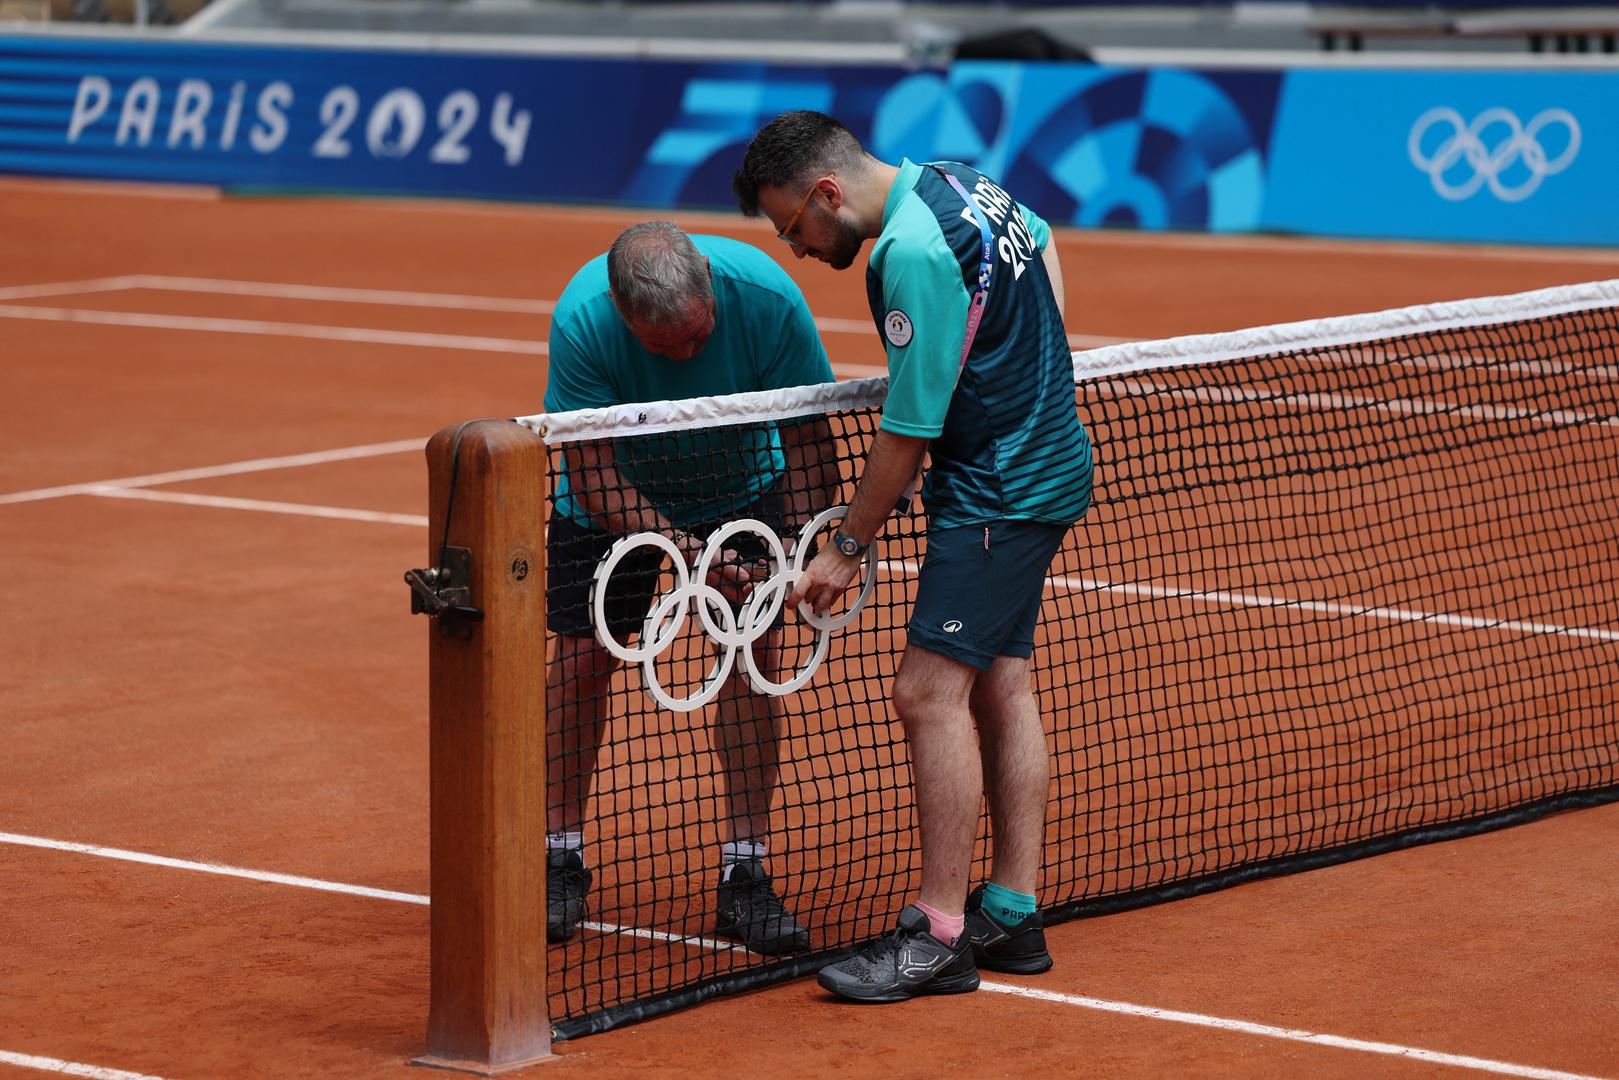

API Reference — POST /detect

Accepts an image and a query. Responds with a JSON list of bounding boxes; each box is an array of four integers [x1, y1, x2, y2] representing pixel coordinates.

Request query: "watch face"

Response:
[[838, 535, 860, 556]]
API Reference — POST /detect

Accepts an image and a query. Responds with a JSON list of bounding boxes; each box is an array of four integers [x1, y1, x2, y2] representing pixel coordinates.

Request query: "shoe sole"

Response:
[[974, 951, 1054, 975], [549, 903, 587, 944], [715, 921, 811, 956], [817, 968, 981, 1004]]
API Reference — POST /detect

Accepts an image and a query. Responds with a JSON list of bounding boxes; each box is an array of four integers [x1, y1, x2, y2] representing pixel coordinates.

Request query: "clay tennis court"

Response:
[[3, 176, 1617, 1080]]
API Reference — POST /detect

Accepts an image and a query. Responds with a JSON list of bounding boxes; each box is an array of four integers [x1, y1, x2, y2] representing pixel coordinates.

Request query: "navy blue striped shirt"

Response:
[[868, 159, 1093, 528]]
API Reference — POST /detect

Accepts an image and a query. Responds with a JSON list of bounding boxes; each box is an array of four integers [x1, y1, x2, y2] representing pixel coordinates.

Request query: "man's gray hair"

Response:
[[607, 222, 712, 328]]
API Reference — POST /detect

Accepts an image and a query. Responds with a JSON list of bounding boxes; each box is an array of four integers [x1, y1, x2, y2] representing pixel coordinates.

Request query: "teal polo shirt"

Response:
[[546, 234, 834, 528]]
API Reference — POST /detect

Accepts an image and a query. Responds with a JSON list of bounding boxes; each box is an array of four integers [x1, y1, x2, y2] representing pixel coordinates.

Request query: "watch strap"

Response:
[[833, 531, 868, 557]]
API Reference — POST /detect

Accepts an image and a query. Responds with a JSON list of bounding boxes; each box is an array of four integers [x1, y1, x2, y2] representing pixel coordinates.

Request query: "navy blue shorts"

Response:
[[907, 520, 1071, 671], [546, 494, 785, 641]]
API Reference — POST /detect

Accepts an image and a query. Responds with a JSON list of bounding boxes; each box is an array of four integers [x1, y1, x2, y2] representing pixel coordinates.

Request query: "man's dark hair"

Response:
[[733, 110, 868, 217]]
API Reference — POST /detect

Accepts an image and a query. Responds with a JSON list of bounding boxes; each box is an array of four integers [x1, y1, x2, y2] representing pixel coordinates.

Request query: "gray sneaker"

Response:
[[546, 848, 590, 943], [817, 905, 980, 1003], [963, 883, 1053, 974], [715, 859, 811, 955]]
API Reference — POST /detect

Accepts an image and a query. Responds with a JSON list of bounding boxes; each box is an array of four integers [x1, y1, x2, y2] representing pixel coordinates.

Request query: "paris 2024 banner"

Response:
[[1, 32, 1611, 246]]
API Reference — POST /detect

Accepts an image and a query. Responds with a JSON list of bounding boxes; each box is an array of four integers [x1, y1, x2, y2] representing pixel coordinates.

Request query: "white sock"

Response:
[[547, 831, 585, 856], [720, 839, 767, 881]]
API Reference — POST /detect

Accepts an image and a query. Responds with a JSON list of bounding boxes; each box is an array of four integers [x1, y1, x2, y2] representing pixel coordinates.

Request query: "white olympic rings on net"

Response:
[[1407, 106, 1580, 203], [591, 506, 879, 713]]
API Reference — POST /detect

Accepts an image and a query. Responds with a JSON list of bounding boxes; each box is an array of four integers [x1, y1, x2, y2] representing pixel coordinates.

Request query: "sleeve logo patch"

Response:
[[884, 309, 914, 348]]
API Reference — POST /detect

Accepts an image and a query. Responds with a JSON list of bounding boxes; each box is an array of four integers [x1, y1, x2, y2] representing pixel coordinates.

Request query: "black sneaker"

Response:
[[715, 860, 810, 955], [963, 884, 1053, 974], [817, 905, 980, 1003], [546, 848, 590, 943]]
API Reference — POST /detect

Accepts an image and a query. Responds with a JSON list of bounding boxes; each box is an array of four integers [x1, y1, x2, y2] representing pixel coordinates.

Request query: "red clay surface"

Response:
[[3, 177, 1617, 1080]]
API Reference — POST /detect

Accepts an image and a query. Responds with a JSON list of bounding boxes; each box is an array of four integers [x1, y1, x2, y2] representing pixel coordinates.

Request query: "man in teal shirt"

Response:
[[544, 222, 836, 955], [734, 113, 1093, 1000]]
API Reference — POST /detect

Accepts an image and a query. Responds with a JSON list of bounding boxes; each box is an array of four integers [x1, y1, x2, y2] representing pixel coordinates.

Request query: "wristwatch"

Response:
[[833, 531, 868, 558]]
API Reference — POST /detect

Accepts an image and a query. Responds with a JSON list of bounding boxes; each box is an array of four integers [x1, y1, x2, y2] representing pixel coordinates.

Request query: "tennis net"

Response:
[[518, 279, 1619, 1038]]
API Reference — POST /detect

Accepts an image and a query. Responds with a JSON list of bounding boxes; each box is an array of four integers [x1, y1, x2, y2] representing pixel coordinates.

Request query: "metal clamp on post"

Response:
[[405, 546, 484, 638]]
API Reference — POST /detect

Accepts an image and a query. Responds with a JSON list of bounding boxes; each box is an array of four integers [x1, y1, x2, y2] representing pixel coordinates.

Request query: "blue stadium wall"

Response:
[[1, 33, 1612, 246]]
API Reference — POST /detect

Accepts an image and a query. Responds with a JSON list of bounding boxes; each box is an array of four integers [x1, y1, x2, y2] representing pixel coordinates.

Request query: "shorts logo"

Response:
[[942, 619, 963, 633], [884, 309, 913, 348]]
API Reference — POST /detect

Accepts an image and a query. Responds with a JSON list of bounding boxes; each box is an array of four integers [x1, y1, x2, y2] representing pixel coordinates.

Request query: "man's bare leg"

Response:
[[892, 643, 982, 917], [970, 654, 1047, 895], [546, 633, 620, 834], [712, 637, 781, 845], [544, 632, 620, 941], [710, 636, 809, 954]]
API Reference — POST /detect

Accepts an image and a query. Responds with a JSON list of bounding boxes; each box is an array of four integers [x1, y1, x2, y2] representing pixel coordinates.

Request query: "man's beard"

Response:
[[825, 215, 866, 271]]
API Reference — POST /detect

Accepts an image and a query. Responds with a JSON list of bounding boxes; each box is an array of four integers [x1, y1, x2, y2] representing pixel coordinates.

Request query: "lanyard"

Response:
[[934, 165, 996, 374]]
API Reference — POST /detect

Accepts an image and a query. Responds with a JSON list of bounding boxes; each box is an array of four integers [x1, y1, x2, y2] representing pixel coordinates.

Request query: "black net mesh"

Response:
[[531, 299, 1619, 1038]]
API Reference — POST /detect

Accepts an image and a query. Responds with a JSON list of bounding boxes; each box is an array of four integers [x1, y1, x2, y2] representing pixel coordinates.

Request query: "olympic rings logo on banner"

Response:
[[591, 506, 879, 713], [1408, 106, 1580, 203]]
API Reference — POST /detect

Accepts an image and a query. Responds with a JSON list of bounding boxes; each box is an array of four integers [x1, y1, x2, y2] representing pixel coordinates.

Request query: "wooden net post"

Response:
[[414, 420, 552, 1074]]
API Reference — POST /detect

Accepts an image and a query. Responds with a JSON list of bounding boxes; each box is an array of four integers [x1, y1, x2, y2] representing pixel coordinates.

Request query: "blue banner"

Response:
[[863, 61, 1618, 245], [869, 64, 1283, 233], [1, 33, 1614, 246], [0, 36, 903, 200], [1263, 70, 1617, 246]]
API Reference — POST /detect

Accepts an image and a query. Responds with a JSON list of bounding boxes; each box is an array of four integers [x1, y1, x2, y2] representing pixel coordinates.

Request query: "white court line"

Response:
[[831, 345, 1134, 380], [813, 312, 1125, 348], [835, 362, 887, 380], [1110, 378, 1619, 432], [87, 487, 430, 528], [120, 274, 558, 315], [874, 559, 1619, 646], [0, 304, 549, 355], [0, 1051, 169, 1080], [814, 315, 895, 335], [979, 984, 1611, 1080], [0, 289, 957, 353], [0, 273, 1111, 347], [0, 832, 429, 905], [580, 920, 744, 954], [1059, 573, 1619, 644], [1457, 355, 1619, 384], [5, 174, 1619, 264], [20, 468, 1614, 646], [1069, 332, 1129, 349], [0, 832, 730, 951], [10, 277, 1606, 386], [8, 438, 1612, 645], [0, 276, 144, 302], [0, 439, 423, 506], [411, 198, 1619, 264], [833, 362, 888, 380], [4, 831, 1604, 1080], [1051, 225, 1619, 266]]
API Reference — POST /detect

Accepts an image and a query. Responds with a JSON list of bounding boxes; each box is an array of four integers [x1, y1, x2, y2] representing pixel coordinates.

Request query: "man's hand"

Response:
[[789, 543, 862, 615], [707, 553, 767, 606], [675, 532, 769, 606], [673, 530, 705, 570], [783, 428, 925, 615]]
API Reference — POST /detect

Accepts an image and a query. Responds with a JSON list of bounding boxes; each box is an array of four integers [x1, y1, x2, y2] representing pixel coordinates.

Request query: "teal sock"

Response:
[[981, 882, 1038, 927]]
